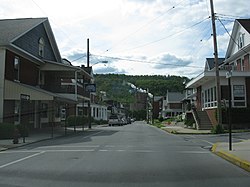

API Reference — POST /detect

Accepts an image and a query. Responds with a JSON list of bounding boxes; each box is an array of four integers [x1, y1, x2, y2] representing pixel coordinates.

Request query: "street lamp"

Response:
[[87, 60, 108, 129], [226, 70, 232, 151], [91, 60, 108, 67]]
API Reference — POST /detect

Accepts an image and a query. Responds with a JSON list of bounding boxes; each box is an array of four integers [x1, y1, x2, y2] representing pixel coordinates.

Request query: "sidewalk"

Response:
[[161, 122, 250, 172], [161, 122, 211, 134], [0, 126, 97, 152], [212, 140, 250, 172]]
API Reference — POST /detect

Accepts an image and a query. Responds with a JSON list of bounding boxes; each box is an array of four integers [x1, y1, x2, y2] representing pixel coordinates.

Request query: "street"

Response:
[[0, 121, 249, 187]]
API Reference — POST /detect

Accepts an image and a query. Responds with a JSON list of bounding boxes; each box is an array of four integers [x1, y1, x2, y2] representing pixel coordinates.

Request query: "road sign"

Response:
[[20, 94, 30, 101], [85, 84, 96, 92]]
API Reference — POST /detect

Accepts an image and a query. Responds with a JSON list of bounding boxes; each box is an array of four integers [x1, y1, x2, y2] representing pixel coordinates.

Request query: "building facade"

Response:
[[0, 18, 103, 128]]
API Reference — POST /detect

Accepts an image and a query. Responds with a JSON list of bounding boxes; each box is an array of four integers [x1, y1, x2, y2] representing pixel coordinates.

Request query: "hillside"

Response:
[[94, 74, 189, 103]]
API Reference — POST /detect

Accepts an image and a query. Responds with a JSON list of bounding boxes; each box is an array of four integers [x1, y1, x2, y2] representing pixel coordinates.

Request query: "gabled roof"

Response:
[[0, 17, 47, 45], [238, 19, 250, 33], [0, 17, 62, 63], [167, 92, 185, 102], [225, 19, 250, 60], [154, 96, 163, 102], [205, 58, 225, 71]]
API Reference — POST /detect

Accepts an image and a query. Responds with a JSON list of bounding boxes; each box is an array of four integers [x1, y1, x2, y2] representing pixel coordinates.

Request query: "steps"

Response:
[[195, 111, 212, 130]]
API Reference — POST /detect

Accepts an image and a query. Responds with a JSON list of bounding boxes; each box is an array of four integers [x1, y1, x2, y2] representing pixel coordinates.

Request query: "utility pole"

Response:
[[87, 38, 90, 68], [210, 0, 222, 125], [87, 38, 91, 129]]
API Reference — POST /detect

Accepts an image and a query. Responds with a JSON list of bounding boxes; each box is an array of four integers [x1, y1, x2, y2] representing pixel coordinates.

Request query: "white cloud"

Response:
[[1, 0, 249, 78]]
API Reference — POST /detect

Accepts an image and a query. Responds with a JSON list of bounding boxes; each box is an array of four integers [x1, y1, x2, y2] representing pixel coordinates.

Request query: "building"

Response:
[[161, 91, 184, 119], [0, 17, 95, 128], [185, 19, 250, 129]]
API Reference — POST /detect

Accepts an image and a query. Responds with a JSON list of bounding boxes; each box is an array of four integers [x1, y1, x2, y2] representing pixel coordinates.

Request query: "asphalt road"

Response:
[[0, 121, 249, 187]]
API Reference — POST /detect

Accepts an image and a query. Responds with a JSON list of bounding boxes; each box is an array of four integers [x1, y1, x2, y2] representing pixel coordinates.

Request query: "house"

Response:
[[0, 17, 94, 128], [160, 91, 184, 119], [185, 19, 250, 129], [153, 96, 163, 119]]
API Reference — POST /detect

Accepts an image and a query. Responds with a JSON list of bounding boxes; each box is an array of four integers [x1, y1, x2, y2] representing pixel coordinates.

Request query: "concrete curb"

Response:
[[162, 128, 211, 135], [211, 143, 250, 172]]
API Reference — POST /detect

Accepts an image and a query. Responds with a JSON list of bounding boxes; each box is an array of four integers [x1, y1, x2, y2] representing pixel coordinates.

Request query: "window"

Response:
[[41, 103, 48, 118], [238, 33, 245, 49], [203, 87, 217, 109], [14, 57, 20, 81], [241, 58, 245, 71], [14, 100, 20, 124], [38, 37, 45, 57]]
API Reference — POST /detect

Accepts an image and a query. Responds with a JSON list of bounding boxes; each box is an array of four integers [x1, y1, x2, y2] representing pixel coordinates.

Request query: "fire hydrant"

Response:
[[13, 128, 20, 144]]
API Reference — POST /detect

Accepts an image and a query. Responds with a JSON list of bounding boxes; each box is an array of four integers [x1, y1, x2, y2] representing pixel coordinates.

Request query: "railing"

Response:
[[191, 106, 200, 130], [41, 84, 89, 98]]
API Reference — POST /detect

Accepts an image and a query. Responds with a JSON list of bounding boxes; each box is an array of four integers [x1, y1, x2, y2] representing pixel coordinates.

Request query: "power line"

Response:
[[218, 18, 248, 55], [91, 54, 204, 69], [105, 0, 187, 53], [216, 13, 249, 20], [113, 17, 210, 53], [30, 0, 84, 50]]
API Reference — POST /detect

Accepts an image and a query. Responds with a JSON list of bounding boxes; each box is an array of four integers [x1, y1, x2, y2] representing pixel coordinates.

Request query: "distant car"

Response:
[[108, 115, 121, 126], [121, 118, 127, 125]]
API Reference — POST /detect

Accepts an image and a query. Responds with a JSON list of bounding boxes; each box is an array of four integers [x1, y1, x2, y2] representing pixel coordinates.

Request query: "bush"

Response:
[[184, 119, 194, 127], [66, 115, 88, 126], [158, 116, 164, 122], [0, 123, 15, 139], [17, 124, 29, 137], [211, 124, 224, 134]]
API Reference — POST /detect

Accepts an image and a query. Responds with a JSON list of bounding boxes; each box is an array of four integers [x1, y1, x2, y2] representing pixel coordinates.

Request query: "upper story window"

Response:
[[237, 33, 245, 50], [38, 37, 45, 57], [14, 57, 20, 81]]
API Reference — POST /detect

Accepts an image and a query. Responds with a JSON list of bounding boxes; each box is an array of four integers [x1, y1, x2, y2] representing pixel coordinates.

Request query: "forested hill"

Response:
[[94, 74, 189, 103]]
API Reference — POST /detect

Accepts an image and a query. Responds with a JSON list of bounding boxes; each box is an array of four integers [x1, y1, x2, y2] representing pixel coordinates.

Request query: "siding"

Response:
[[13, 23, 56, 61], [5, 50, 39, 86]]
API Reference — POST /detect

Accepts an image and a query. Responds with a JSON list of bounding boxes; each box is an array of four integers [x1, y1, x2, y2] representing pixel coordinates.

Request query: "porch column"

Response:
[[0, 49, 6, 123], [74, 71, 78, 101]]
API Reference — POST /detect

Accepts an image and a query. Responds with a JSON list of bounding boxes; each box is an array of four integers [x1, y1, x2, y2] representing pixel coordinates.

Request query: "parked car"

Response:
[[108, 115, 121, 126]]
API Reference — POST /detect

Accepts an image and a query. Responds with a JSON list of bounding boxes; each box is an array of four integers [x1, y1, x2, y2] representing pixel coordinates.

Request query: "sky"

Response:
[[0, 0, 249, 78]]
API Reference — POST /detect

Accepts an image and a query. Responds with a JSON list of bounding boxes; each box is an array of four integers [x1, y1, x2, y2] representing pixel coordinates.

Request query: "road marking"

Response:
[[0, 150, 41, 154], [178, 151, 210, 154], [38, 145, 100, 149], [133, 150, 156, 153], [0, 151, 45, 169], [44, 149, 95, 152], [99, 150, 108, 152]]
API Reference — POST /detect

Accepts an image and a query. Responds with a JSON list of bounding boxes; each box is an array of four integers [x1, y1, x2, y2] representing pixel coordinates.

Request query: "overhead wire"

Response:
[[104, 0, 187, 53], [30, 0, 85, 50], [91, 54, 204, 69], [218, 18, 249, 55], [183, 21, 212, 58], [112, 16, 210, 53]]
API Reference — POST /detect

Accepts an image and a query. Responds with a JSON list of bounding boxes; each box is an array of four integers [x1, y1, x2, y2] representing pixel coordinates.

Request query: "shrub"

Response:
[[211, 124, 224, 134], [66, 115, 88, 126], [184, 119, 194, 127], [0, 123, 16, 139], [158, 116, 164, 122], [17, 124, 29, 137]]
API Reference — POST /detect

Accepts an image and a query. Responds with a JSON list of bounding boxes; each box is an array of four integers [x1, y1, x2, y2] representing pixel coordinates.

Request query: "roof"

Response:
[[237, 19, 250, 33], [154, 96, 163, 102], [206, 58, 225, 70], [167, 92, 185, 102], [83, 67, 93, 74], [0, 17, 47, 45], [225, 19, 250, 59]]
